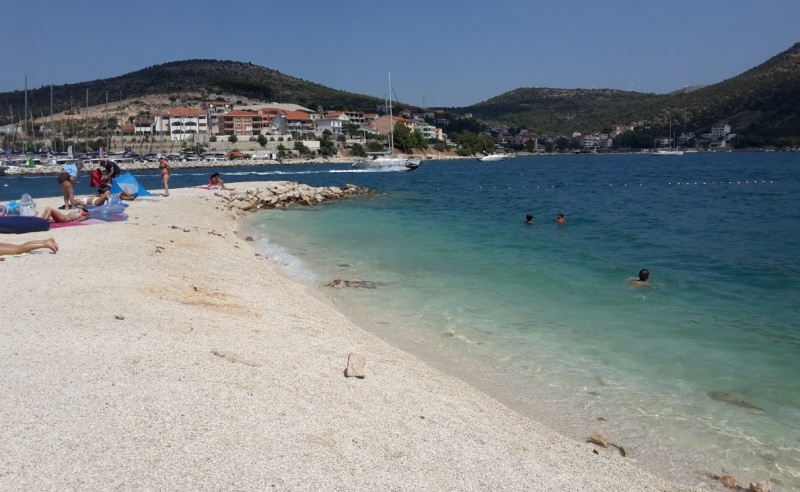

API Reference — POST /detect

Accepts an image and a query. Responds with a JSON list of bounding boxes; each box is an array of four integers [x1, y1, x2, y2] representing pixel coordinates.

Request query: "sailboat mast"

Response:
[[84, 89, 88, 153], [388, 71, 393, 155], [50, 85, 54, 152], [23, 75, 27, 153]]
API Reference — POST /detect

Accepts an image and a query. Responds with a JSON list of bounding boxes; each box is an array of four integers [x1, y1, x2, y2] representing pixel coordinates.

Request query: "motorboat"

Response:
[[352, 155, 420, 171], [479, 152, 507, 162]]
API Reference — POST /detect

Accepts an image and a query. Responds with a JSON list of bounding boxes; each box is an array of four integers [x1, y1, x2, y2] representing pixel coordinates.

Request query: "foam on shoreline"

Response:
[[0, 182, 703, 491]]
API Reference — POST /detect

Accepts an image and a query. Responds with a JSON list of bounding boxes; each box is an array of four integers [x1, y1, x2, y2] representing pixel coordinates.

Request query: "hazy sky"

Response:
[[4, 0, 798, 107]]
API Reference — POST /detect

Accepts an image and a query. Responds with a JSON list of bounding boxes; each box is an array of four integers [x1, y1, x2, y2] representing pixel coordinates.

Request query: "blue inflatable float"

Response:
[[0, 216, 51, 234], [85, 203, 128, 221]]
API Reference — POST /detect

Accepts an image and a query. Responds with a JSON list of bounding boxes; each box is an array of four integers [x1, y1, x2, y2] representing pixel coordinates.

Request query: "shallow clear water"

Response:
[[5, 153, 800, 486], [241, 153, 800, 487]]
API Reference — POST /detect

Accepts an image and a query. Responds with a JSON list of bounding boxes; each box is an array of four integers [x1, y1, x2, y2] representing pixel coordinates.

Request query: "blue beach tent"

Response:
[[110, 172, 152, 197]]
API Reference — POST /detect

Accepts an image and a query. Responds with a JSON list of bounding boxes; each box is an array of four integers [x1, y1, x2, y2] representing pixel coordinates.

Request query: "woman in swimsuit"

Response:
[[57, 171, 77, 209], [40, 207, 88, 223], [209, 172, 234, 190], [159, 156, 172, 196], [75, 191, 111, 207]]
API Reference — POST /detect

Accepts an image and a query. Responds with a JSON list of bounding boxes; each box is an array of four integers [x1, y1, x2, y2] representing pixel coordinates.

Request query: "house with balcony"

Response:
[[315, 118, 343, 136], [154, 108, 208, 141], [219, 110, 265, 137], [133, 118, 154, 135]]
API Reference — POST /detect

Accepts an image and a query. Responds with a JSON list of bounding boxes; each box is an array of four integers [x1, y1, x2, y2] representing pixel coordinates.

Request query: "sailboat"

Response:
[[650, 115, 684, 156], [352, 72, 420, 171]]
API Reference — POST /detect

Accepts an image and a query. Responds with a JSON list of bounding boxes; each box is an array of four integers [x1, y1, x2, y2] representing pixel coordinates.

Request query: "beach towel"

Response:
[[49, 218, 111, 228], [193, 184, 222, 190]]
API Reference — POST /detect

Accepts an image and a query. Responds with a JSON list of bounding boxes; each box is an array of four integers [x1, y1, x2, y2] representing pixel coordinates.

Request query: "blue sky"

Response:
[[4, 0, 799, 108]]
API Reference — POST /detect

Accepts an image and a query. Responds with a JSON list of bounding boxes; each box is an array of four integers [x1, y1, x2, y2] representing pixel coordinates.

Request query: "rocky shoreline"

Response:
[[217, 181, 374, 212]]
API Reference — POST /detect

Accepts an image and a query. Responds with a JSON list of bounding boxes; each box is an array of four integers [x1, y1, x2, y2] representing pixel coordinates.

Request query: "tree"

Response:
[[257, 134, 267, 147], [351, 143, 367, 157], [367, 141, 385, 152], [228, 134, 238, 143]]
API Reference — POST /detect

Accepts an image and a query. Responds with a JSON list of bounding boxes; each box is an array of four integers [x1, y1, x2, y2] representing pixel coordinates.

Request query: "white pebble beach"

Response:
[[0, 183, 705, 491]]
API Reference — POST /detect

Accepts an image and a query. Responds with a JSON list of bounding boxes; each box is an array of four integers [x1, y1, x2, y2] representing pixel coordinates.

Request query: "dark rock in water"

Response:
[[337, 264, 351, 268], [708, 390, 765, 411]]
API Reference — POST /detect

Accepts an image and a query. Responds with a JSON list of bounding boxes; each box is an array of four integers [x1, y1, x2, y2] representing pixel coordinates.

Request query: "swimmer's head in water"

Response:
[[526, 214, 533, 221], [638, 269, 650, 281]]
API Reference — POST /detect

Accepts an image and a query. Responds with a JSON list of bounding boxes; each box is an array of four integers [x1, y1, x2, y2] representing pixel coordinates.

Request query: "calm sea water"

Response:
[[4, 153, 800, 486]]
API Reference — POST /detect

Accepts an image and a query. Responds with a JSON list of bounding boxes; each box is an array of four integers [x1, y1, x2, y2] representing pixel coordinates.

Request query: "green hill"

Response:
[[462, 42, 800, 144], [0, 59, 383, 124]]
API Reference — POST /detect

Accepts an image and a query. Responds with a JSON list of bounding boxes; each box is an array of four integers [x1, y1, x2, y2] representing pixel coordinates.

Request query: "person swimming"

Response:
[[525, 214, 533, 224], [556, 212, 566, 224], [628, 268, 650, 287]]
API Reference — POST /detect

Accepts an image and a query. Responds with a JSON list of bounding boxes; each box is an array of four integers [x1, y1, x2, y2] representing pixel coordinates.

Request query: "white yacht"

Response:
[[351, 72, 420, 172]]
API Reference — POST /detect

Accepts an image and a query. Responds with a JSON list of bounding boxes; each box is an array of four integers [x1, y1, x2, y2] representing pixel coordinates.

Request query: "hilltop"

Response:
[[0, 60, 383, 122], [2, 44, 800, 145]]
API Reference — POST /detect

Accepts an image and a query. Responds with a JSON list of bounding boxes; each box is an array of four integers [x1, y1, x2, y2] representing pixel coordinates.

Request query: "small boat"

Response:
[[479, 152, 507, 162], [650, 149, 684, 156]]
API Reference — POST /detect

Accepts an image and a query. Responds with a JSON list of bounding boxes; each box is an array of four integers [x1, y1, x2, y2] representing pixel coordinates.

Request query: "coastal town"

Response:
[[1, 89, 757, 174]]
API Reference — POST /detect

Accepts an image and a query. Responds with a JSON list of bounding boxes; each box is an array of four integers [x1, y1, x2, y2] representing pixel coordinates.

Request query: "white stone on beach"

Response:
[[345, 353, 366, 378]]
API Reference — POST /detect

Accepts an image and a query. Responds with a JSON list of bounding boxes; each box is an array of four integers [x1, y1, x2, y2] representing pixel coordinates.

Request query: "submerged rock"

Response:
[[707, 391, 765, 411]]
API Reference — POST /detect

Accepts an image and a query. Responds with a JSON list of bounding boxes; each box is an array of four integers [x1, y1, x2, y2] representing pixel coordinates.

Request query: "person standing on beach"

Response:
[[159, 156, 172, 196], [0, 238, 59, 256], [57, 171, 77, 210]]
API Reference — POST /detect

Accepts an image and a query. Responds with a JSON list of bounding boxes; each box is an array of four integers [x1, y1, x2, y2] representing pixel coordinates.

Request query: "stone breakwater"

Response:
[[217, 181, 374, 213]]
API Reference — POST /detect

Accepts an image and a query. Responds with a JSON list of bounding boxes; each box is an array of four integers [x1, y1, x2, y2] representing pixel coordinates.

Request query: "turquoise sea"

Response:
[[3, 153, 799, 487]]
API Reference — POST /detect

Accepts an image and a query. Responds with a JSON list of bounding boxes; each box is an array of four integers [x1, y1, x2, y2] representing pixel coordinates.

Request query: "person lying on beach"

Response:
[[57, 171, 77, 209], [0, 238, 59, 256], [40, 207, 89, 223], [209, 172, 235, 190], [628, 269, 650, 287], [556, 212, 566, 224], [75, 191, 111, 207]]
